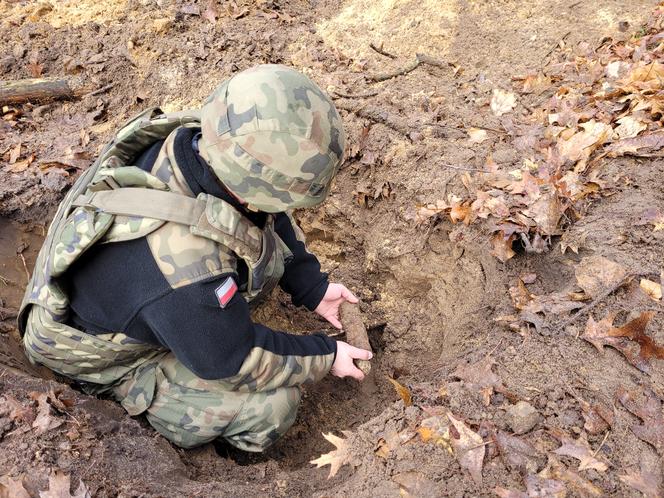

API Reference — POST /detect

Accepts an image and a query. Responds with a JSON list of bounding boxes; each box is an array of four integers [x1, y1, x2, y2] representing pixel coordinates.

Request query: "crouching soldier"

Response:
[[18, 65, 372, 451]]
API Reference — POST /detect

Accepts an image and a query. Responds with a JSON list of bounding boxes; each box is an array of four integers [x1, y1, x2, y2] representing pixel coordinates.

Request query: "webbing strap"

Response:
[[73, 188, 204, 226]]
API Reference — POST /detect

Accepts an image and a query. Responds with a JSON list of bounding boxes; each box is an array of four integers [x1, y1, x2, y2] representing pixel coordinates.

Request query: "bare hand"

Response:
[[315, 283, 358, 329], [330, 341, 372, 381]]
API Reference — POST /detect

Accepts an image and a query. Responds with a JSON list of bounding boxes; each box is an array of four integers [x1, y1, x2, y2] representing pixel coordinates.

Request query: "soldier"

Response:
[[18, 65, 372, 452]]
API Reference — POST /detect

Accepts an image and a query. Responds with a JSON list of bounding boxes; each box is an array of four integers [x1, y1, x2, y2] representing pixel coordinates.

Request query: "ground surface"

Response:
[[1, 0, 663, 497]]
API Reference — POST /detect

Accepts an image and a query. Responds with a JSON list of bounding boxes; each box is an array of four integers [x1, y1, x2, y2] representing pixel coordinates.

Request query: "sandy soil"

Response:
[[1, 0, 663, 496]]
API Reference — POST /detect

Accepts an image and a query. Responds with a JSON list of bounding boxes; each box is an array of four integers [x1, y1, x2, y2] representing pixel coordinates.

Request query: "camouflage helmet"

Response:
[[199, 64, 346, 213]]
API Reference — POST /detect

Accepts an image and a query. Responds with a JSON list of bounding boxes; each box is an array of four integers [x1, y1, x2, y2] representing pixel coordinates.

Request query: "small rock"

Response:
[[506, 401, 541, 434]]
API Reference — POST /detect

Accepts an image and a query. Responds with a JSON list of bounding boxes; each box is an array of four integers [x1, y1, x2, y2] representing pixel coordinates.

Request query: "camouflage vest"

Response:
[[18, 107, 291, 338]]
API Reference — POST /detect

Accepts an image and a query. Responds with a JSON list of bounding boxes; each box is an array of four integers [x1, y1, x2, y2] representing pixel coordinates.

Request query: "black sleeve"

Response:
[[274, 213, 329, 311], [135, 274, 336, 385]]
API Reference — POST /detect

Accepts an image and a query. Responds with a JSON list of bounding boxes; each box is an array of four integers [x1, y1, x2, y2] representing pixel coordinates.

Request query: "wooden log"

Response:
[[339, 302, 373, 375], [0, 78, 74, 106]]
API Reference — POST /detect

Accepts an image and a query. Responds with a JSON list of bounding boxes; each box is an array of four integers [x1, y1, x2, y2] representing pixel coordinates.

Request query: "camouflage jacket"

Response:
[[19, 108, 337, 388]]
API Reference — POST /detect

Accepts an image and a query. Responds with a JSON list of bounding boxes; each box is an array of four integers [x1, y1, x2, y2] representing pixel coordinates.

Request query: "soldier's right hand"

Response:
[[330, 341, 372, 381]]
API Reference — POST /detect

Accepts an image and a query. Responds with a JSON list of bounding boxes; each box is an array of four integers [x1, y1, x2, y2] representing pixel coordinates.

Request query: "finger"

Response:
[[327, 315, 343, 330], [346, 365, 365, 381], [347, 345, 373, 360], [341, 286, 359, 304]]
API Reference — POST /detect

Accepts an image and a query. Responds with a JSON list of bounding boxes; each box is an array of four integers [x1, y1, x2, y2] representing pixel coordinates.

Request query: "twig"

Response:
[[368, 53, 447, 82], [332, 90, 379, 99], [0, 274, 12, 286], [369, 42, 396, 59], [554, 275, 631, 333], [83, 83, 114, 98], [543, 31, 572, 65], [439, 163, 487, 173], [592, 430, 610, 458], [333, 101, 412, 135], [18, 253, 29, 280]]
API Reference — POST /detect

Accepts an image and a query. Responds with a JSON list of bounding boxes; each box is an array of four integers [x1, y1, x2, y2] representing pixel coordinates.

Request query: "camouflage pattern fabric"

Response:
[[200, 64, 346, 213], [18, 97, 334, 451], [23, 321, 302, 450]]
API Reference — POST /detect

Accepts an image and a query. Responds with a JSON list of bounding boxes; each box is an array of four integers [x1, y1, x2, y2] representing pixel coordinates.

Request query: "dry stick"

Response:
[[592, 430, 610, 458], [332, 90, 379, 99], [368, 53, 447, 82], [83, 83, 114, 98], [334, 101, 412, 135], [0, 78, 74, 106], [369, 42, 397, 59], [18, 253, 29, 281]]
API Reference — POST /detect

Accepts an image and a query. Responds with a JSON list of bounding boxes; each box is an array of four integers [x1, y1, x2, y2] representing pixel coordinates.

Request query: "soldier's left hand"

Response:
[[315, 283, 358, 329]]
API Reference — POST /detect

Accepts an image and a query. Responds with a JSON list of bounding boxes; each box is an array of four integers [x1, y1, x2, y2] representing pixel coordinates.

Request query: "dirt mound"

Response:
[[1, 0, 663, 496]]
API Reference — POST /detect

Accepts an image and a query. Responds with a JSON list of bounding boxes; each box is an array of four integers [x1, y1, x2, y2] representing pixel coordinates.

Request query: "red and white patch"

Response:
[[215, 277, 238, 308]]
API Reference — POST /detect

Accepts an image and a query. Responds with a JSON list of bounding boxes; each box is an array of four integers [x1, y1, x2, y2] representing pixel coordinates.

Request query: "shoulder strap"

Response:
[[73, 188, 263, 263]]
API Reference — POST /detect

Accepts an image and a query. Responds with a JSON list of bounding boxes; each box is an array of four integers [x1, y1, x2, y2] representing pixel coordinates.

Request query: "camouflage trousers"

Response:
[[22, 309, 300, 451]]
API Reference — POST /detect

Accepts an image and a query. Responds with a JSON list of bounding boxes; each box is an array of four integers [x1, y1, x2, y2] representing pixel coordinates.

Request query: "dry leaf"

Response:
[[609, 312, 663, 371], [619, 454, 662, 498], [521, 73, 552, 95], [615, 116, 647, 139], [491, 232, 516, 262], [491, 89, 517, 116], [494, 486, 528, 498], [522, 191, 564, 235], [310, 432, 352, 478], [551, 430, 608, 472], [615, 387, 664, 455], [640, 279, 662, 301], [541, 458, 602, 496], [495, 431, 542, 474], [418, 416, 452, 451], [29, 391, 63, 435], [0, 475, 31, 498], [453, 356, 505, 406], [607, 132, 664, 158], [574, 256, 627, 299], [39, 470, 90, 498], [202, 0, 218, 23], [8, 143, 21, 164], [579, 399, 614, 435], [468, 128, 488, 144], [387, 377, 412, 406], [447, 413, 485, 485], [557, 120, 612, 164], [524, 475, 567, 497]]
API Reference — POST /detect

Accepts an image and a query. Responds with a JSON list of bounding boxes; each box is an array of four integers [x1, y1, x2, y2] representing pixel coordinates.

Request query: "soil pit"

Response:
[[1, 0, 663, 497]]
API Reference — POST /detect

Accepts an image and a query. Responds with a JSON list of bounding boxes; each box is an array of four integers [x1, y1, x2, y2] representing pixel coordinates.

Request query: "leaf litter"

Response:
[[416, 9, 664, 261]]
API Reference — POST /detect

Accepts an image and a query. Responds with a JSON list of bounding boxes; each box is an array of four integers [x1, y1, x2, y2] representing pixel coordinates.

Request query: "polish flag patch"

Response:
[[215, 277, 238, 308]]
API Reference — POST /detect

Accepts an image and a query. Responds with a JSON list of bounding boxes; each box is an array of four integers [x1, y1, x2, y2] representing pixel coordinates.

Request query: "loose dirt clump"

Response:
[[1, 0, 663, 497]]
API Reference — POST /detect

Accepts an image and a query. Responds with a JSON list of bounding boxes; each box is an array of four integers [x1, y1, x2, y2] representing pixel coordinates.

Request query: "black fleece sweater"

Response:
[[62, 127, 336, 380]]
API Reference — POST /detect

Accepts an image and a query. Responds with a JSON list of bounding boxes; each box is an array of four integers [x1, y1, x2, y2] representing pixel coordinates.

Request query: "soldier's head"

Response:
[[199, 64, 346, 213]]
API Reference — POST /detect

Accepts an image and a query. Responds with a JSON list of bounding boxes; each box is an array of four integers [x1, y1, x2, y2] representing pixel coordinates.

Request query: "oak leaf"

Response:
[[310, 432, 353, 478], [29, 392, 63, 435], [607, 132, 664, 158], [490, 232, 516, 263], [615, 387, 664, 455], [551, 430, 608, 472], [640, 279, 662, 301], [447, 413, 485, 485], [0, 475, 30, 498], [491, 89, 517, 116], [387, 377, 412, 406], [39, 470, 90, 498], [619, 454, 662, 498], [614, 115, 647, 139], [556, 120, 612, 164]]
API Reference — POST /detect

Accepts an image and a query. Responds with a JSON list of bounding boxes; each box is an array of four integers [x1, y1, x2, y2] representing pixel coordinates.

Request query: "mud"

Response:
[[1, 0, 663, 496]]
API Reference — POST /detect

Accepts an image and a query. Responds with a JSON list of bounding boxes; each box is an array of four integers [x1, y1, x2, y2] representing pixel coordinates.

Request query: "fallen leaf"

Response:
[[447, 412, 485, 485], [418, 415, 452, 451], [615, 115, 647, 139], [575, 256, 627, 299], [453, 356, 505, 405], [0, 475, 30, 498], [636, 208, 664, 231], [490, 232, 516, 262], [522, 291, 584, 316], [491, 89, 517, 116], [8, 143, 21, 164], [609, 312, 663, 371], [1, 395, 35, 425], [557, 120, 612, 165], [468, 128, 489, 144], [202, 0, 218, 23], [495, 431, 542, 474], [540, 457, 602, 496], [29, 391, 63, 435], [619, 453, 662, 498], [310, 432, 352, 478], [387, 377, 412, 406], [640, 279, 662, 301], [579, 399, 614, 435], [607, 132, 664, 158], [521, 73, 552, 95], [522, 191, 564, 235], [615, 386, 664, 455], [39, 470, 90, 498], [493, 486, 527, 498], [551, 429, 608, 472]]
